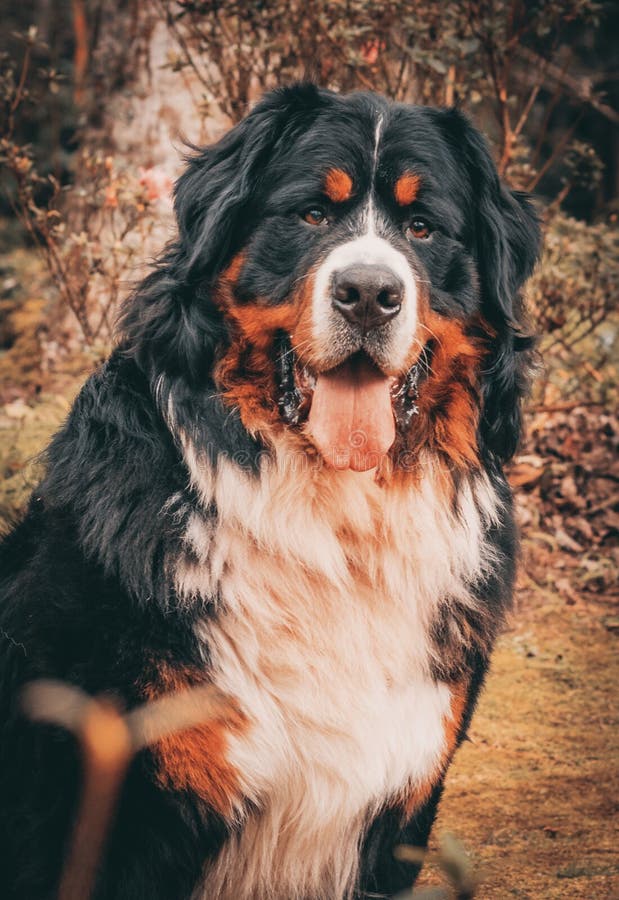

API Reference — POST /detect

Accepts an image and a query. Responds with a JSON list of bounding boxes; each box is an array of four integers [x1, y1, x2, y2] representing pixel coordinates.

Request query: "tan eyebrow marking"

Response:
[[324, 168, 354, 203], [394, 172, 421, 206]]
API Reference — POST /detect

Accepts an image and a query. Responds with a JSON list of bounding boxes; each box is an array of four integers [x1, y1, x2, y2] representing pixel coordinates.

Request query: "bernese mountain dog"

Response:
[[0, 84, 540, 899]]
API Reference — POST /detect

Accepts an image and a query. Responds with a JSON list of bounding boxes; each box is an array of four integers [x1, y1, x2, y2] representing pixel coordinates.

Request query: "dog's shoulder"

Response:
[[1, 352, 190, 608]]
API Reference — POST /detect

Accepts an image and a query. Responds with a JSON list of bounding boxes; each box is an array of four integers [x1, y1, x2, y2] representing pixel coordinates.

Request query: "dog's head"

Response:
[[123, 85, 540, 474]]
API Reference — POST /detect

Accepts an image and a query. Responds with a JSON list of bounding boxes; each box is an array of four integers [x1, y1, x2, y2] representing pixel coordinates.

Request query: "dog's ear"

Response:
[[175, 83, 330, 281], [440, 110, 541, 462], [120, 84, 329, 384], [440, 109, 540, 326]]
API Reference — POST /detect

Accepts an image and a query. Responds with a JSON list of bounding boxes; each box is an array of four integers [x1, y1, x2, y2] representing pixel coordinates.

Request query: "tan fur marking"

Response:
[[214, 252, 299, 350], [390, 307, 485, 471], [324, 168, 353, 203], [394, 172, 421, 206], [210, 253, 304, 434], [144, 663, 246, 816], [210, 255, 326, 439], [443, 682, 468, 758]]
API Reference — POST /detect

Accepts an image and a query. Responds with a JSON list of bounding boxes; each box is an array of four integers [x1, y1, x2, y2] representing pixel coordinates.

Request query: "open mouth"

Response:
[[307, 351, 395, 471], [275, 333, 427, 472]]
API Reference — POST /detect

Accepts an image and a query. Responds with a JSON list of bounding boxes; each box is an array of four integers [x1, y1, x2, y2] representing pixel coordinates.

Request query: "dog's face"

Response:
[[218, 102, 482, 372], [141, 86, 540, 473]]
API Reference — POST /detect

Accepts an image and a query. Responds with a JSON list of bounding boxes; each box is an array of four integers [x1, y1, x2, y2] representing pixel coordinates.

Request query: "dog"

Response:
[[0, 84, 540, 899]]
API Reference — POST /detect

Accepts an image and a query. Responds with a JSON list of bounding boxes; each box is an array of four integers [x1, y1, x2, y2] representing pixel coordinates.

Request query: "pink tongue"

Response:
[[307, 355, 396, 471]]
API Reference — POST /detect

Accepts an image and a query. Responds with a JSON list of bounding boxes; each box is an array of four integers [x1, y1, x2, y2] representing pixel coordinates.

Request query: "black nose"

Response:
[[332, 264, 403, 331]]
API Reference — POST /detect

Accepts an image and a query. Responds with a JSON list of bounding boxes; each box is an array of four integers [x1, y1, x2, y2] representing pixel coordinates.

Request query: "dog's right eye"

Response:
[[303, 208, 328, 226], [406, 218, 431, 240]]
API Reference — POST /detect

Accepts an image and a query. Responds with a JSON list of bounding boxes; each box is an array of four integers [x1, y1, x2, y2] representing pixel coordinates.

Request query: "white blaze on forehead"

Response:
[[311, 112, 417, 371], [373, 112, 383, 171]]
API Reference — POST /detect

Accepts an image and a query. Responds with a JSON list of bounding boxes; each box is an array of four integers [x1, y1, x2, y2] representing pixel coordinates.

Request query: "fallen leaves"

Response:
[[510, 404, 618, 604]]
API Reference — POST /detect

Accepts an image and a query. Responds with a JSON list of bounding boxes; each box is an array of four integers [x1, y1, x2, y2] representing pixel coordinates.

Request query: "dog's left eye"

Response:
[[303, 208, 328, 226], [406, 218, 431, 240]]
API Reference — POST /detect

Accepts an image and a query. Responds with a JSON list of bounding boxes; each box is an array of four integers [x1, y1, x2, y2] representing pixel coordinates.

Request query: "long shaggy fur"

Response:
[[0, 84, 540, 900]]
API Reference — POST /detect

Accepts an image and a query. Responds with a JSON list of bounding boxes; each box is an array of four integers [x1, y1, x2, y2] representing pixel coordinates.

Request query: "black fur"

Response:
[[0, 85, 540, 899]]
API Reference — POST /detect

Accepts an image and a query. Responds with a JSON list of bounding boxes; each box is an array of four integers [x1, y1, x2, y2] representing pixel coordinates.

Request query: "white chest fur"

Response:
[[178, 447, 500, 899]]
